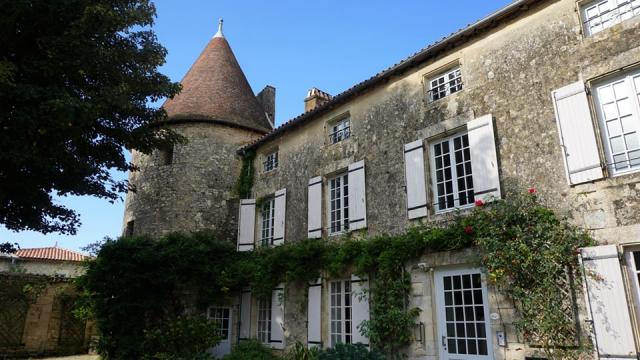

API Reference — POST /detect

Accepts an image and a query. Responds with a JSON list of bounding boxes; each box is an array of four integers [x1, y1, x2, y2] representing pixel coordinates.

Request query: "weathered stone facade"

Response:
[[124, 0, 640, 358]]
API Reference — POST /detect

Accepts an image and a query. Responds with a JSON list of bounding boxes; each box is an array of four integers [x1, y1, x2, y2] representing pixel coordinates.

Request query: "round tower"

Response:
[[122, 20, 272, 241]]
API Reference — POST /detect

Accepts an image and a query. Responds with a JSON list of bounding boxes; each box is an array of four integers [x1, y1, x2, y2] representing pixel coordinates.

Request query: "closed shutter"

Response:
[[404, 140, 428, 219], [270, 284, 285, 349], [467, 114, 501, 202], [552, 81, 604, 185], [581, 245, 637, 359], [307, 279, 322, 348], [351, 275, 370, 346], [273, 188, 286, 246], [239, 289, 251, 340], [307, 177, 323, 238], [348, 160, 367, 231], [238, 199, 256, 251]]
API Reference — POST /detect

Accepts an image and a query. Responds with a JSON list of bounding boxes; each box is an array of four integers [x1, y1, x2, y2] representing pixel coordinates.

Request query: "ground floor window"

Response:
[[257, 298, 271, 344], [330, 280, 352, 345], [207, 307, 231, 340]]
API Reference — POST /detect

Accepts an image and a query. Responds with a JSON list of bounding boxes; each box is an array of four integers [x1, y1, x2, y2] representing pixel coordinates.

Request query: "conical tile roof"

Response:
[[163, 26, 272, 133]]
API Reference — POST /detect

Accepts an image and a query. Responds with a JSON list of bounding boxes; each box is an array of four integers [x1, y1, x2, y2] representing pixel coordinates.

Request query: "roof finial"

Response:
[[214, 18, 224, 38]]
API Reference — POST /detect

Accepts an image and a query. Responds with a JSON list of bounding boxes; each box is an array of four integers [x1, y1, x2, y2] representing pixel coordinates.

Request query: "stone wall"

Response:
[[123, 122, 263, 241], [246, 0, 640, 356]]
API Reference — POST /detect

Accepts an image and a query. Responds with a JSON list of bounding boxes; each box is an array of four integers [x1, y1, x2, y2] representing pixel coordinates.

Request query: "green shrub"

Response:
[[285, 342, 321, 360], [223, 339, 277, 360], [140, 315, 219, 360], [317, 343, 384, 360]]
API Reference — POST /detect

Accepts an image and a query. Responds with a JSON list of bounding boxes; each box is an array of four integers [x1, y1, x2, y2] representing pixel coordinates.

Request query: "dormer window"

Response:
[[329, 118, 351, 144], [428, 67, 463, 102], [264, 151, 278, 172], [581, 0, 640, 36]]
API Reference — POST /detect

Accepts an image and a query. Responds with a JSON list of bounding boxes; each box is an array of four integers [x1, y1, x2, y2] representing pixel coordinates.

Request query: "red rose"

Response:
[[475, 199, 485, 207], [464, 225, 473, 234], [528, 187, 536, 194]]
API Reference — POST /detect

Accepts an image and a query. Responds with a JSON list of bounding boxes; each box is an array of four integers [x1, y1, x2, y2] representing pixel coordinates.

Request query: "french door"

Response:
[[208, 306, 232, 358], [435, 268, 493, 360]]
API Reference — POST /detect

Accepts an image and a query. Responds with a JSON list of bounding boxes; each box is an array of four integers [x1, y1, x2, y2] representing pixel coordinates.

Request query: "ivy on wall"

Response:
[[78, 191, 593, 359], [235, 150, 255, 198]]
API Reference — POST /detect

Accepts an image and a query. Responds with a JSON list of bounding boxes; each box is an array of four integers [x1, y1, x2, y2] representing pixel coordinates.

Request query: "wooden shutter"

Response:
[[239, 289, 251, 340], [467, 114, 501, 202], [351, 275, 370, 346], [238, 199, 256, 251], [348, 160, 367, 231], [307, 177, 323, 238], [307, 279, 322, 348], [273, 188, 286, 246], [552, 81, 604, 185], [270, 284, 285, 349], [581, 245, 637, 358], [404, 140, 428, 219]]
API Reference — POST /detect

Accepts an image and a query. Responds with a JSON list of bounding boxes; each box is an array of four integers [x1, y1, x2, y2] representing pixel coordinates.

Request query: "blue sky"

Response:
[[1, 0, 511, 252]]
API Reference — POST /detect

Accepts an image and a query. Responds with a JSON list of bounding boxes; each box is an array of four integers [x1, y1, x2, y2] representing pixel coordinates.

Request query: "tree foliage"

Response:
[[0, 0, 181, 234]]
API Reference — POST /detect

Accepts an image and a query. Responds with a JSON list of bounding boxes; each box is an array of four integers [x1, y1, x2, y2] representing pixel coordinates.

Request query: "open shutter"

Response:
[[581, 245, 637, 359], [404, 140, 428, 219], [238, 199, 256, 251], [239, 289, 251, 340], [307, 177, 323, 238], [307, 279, 322, 348], [273, 188, 286, 246], [270, 284, 285, 349], [552, 81, 604, 185], [351, 275, 370, 346], [467, 114, 501, 202], [348, 160, 367, 231]]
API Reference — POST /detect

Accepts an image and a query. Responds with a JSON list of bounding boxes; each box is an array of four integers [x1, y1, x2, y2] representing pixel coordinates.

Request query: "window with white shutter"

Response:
[[238, 199, 256, 251], [239, 289, 251, 340], [404, 140, 428, 219], [308, 177, 323, 238], [270, 284, 285, 349], [348, 160, 367, 231], [307, 279, 322, 348], [580, 245, 637, 358], [429, 132, 476, 212], [467, 114, 501, 203], [273, 189, 286, 246], [350, 275, 370, 346], [552, 81, 604, 185]]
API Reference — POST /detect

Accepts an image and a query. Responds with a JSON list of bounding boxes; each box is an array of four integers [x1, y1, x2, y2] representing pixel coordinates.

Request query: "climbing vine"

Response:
[[78, 191, 593, 359], [235, 150, 256, 198]]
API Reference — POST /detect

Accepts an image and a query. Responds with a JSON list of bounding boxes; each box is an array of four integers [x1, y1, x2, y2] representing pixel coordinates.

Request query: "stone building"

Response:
[[123, 0, 640, 359]]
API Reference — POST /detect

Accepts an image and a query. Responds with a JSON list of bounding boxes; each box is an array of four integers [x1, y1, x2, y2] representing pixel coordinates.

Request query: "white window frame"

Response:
[[327, 173, 349, 235], [592, 69, 640, 176], [329, 118, 351, 144], [260, 198, 275, 247], [257, 297, 272, 344], [329, 279, 352, 346], [429, 131, 475, 213], [428, 67, 463, 102], [263, 151, 278, 172], [581, 0, 640, 36], [207, 307, 231, 341]]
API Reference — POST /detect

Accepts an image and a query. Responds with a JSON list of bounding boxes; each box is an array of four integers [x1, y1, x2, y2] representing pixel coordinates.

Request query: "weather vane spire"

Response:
[[214, 18, 224, 38]]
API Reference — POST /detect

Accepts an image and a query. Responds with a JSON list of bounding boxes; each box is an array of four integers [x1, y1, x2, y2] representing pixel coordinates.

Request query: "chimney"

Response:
[[304, 88, 332, 112], [256, 85, 276, 128]]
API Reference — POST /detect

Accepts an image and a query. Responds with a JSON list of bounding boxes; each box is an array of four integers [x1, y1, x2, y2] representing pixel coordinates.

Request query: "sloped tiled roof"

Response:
[[16, 247, 88, 262], [240, 0, 542, 152], [163, 29, 272, 133]]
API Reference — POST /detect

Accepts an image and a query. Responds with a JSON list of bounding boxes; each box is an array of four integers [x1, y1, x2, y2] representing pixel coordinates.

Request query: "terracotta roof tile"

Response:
[[16, 247, 88, 262]]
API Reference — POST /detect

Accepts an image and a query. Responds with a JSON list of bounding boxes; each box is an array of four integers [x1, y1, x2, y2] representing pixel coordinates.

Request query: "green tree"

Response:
[[0, 0, 181, 234]]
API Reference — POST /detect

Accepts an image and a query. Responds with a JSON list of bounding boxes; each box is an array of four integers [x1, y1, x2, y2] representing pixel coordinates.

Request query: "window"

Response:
[[257, 298, 272, 344], [329, 118, 351, 144], [430, 132, 474, 212], [581, 0, 640, 35], [159, 145, 173, 165], [428, 67, 463, 102], [260, 198, 275, 247], [330, 280, 352, 346], [328, 173, 349, 235], [125, 220, 134, 237], [207, 307, 231, 340], [593, 70, 640, 175], [264, 151, 278, 172]]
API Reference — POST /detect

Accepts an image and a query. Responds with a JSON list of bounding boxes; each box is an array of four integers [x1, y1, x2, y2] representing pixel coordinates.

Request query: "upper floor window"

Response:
[[581, 0, 640, 36], [430, 132, 475, 212], [328, 173, 349, 235], [428, 67, 463, 102], [264, 151, 278, 172], [593, 70, 640, 175], [159, 145, 174, 165], [329, 118, 351, 144], [260, 198, 275, 247]]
